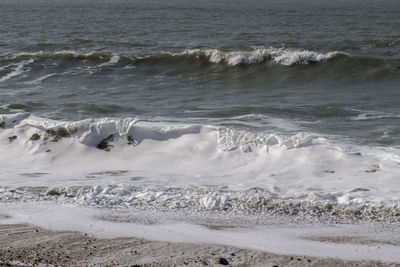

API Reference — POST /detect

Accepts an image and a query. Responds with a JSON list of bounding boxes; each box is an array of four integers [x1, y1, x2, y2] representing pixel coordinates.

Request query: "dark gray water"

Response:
[[1, 0, 400, 146]]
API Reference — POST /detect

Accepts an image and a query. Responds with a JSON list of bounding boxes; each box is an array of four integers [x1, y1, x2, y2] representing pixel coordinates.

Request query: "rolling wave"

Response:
[[175, 48, 344, 66], [0, 112, 319, 151], [0, 47, 348, 67], [1, 112, 400, 216], [1, 47, 398, 84]]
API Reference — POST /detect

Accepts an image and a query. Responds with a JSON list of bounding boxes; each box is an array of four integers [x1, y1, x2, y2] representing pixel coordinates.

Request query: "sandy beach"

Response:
[[0, 223, 398, 267]]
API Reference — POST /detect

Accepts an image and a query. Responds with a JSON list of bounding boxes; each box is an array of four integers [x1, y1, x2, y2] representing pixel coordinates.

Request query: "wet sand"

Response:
[[0, 224, 397, 267]]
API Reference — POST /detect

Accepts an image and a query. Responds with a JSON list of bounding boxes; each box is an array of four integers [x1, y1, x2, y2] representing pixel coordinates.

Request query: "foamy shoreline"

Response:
[[1, 202, 400, 266], [0, 224, 397, 267]]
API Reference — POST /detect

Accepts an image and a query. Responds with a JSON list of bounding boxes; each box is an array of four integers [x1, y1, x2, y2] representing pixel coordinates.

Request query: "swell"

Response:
[[1, 48, 399, 84], [0, 47, 397, 68], [0, 112, 317, 151]]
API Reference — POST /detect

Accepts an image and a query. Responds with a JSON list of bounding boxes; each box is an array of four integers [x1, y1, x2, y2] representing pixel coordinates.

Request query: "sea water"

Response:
[[1, 0, 400, 255]]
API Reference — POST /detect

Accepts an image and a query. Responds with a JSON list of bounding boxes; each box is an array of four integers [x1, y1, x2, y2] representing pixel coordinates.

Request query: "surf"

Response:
[[1, 112, 400, 222]]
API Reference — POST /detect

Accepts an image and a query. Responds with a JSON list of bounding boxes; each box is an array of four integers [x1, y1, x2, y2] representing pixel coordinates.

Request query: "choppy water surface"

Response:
[[1, 0, 400, 221]]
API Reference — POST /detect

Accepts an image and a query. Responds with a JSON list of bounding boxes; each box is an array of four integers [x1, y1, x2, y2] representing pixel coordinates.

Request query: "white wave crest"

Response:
[[26, 73, 57, 84], [269, 48, 340, 66], [0, 50, 115, 60], [0, 59, 34, 83], [98, 54, 120, 67], [179, 47, 342, 66], [1, 48, 343, 68]]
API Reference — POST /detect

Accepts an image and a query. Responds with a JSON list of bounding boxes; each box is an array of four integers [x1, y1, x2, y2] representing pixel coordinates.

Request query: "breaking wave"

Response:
[[1, 47, 398, 86], [2, 47, 399, 84], [0, 112, 321, 151], [0, 47, 347, 67], [175, 48, 343, 66], [1, 112, 400, 222]]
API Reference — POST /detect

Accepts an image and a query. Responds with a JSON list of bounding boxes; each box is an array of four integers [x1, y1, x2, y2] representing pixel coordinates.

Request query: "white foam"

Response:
[[269, 48, 339, 66], [0, 62, 17, 71], [1, 114, 400, 261], [1, 114, 400, 212], [1, 202, 399, 263], [26, 73, 57, 84], [0, 50, 114, 60], [0, 59, 34, 83], [98, 54, 120, 67], [0, 48, 342, 69], [351, 111, 400, 120], [180, 47, 342, 66], [0, 51, 44, 59]]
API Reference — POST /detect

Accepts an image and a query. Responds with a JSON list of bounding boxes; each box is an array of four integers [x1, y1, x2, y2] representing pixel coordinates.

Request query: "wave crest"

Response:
[[2, 113, 400, 215], [179, 48, 343, 66], [0, 113, 324, 152], [0, 47, 346, 68]]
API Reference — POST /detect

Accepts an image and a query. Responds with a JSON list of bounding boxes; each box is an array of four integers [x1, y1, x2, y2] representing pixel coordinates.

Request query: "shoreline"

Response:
[[0, 224, 398, 267]]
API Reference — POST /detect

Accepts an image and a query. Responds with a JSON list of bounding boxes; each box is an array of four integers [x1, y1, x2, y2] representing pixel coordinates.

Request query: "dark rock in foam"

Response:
[[127, 135, 136, 145], [46, 190, 61, 196], [97, 134, 114, 151], [30, 133, 40, 141], [44, 128, 71, 143]]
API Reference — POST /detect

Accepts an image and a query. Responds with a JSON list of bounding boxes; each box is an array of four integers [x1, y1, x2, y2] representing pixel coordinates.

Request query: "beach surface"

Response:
[[0, 224, 398, 267]]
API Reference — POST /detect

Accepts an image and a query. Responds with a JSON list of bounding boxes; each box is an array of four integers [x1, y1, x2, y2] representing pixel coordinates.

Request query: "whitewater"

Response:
[[1, 0, 400, 263], [1, 112, 399, 218], [2, 46, 400, 263], [2, 111, 400, 263]]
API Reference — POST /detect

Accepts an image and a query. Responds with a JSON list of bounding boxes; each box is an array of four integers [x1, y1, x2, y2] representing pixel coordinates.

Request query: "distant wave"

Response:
[[2, 48, 399, 84], [0, 47, 347, 67], [174, 48, 345, 66], [0, 50, 114, 61], [2, 47, 399, 84]]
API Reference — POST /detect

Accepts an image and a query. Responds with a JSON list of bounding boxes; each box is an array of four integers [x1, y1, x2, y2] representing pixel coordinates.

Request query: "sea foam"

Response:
[[0, 59, 34, 83], [179, 47, 343, 66], [1, 113, 400, 221]]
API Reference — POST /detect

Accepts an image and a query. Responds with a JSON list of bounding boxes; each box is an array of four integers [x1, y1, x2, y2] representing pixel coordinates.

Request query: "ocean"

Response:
[[1, 0, 400, 244]]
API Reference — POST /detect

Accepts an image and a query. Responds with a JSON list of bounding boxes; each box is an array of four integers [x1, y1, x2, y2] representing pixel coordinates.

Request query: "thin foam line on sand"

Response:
[[0, 224, 395, 267]]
